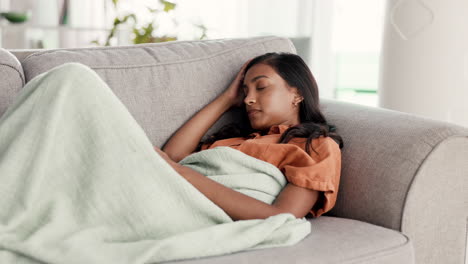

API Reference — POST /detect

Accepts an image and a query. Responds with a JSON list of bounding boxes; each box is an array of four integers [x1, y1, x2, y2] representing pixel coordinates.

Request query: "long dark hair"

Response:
[[197, 52, 343, 155]]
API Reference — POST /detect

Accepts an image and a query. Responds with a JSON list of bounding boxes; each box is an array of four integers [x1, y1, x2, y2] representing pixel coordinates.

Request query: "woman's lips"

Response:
[[248, 110, 261, 116]]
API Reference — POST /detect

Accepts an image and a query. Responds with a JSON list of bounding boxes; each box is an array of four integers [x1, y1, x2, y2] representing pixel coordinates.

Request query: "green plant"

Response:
[[92, 0, 207, 46]]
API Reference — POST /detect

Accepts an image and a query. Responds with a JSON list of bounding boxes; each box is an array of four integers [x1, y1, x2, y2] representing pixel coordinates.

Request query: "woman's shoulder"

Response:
[[287, 136, 340, 158], [288, 135, 336, 146], [315, 136, 340, 148]]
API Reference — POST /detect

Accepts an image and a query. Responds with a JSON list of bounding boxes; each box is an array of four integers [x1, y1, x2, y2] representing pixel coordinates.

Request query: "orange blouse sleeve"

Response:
[[278, 137, 342, 218]]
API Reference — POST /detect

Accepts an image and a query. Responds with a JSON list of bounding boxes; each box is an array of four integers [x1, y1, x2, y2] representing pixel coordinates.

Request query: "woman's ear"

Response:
[[293, 91, 304, 104], [290, 87, 302, 100]]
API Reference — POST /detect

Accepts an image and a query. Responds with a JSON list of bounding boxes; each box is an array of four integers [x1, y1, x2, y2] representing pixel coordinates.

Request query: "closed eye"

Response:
[[243, 86, 267, 95]]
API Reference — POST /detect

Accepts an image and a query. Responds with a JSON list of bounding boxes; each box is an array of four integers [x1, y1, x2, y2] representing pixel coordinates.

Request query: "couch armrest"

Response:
[[321, 98, 468, 264], [402, 136, 468, 264], [0, 48, 24, 118]]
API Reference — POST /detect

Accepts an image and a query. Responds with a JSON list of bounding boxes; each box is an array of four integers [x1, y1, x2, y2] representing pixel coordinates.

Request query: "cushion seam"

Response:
[[464, 216, 467, 263], [338, 234, 412, 264], [26, 36, 271, 57], [0, 63, 25, 86], [22, 36, 289, 65]]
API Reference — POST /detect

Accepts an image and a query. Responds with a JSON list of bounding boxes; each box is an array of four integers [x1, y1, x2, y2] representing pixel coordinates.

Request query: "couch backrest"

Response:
[[0, 48, 25, 118], [14, 36, 296, 148]]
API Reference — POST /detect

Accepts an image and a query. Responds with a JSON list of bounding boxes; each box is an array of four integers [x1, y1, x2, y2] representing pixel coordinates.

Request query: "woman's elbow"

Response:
[[269, 206, 307, 219], [277, 209, 307, 219]]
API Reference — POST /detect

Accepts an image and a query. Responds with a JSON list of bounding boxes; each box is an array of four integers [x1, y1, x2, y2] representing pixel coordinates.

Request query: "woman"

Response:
[[157, 52, 343, 221]]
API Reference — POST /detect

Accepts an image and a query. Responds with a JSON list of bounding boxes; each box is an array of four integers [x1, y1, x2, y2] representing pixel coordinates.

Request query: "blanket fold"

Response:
[[0, 63, 310, 264]]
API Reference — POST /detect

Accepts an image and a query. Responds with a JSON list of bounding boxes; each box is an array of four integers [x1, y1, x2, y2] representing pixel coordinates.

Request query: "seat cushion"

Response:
[[167, 216, 414, 264]]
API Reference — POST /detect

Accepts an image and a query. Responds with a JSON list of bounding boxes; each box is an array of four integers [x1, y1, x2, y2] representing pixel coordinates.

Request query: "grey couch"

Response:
[[1, 36, 467, 264]]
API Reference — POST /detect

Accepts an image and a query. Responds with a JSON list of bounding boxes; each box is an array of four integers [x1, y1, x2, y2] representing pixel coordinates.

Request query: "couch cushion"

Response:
[[0, 48, 24, 118], [166, 216, 414, 264], [8, 49, 41, 63], [19, 36, 296, 148]]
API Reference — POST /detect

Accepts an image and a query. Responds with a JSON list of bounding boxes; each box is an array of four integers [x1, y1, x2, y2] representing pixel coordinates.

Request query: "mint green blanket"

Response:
[[0, 63, 310, 264]]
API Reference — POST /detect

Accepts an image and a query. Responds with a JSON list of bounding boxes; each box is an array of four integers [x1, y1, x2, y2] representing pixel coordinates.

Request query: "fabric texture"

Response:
[[320, 98, 468, 230], [198, 124, 341, 218], [168, 216, 414, 264], [0, 63, 311, 264], [400, 136, 468, 264], [0, 48, 24, 118], [320, 98, 468, 264]]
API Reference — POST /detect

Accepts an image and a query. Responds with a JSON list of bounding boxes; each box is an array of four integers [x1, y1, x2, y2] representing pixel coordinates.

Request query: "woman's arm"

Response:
[[162, 61, 250, 162], [155, 148, 319, 220], [176, 164, 319, 220], [162, 93, 232, 162]]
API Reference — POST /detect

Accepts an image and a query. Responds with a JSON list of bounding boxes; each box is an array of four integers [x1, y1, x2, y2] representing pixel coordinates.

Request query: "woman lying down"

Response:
[[0, 52, 343, 264], [159, 52, 343, 221]]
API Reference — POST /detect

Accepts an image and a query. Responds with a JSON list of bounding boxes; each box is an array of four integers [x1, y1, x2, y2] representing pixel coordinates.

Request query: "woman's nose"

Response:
[[244, 95, 256, 105]]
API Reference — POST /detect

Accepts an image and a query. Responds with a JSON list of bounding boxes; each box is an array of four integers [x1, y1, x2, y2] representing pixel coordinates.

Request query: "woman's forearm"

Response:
[[162, 94, 233, 162], [170, 163, 283, 221]]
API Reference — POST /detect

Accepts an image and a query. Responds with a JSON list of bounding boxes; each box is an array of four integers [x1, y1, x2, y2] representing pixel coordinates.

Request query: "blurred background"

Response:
[[1, 0, 467, 128]]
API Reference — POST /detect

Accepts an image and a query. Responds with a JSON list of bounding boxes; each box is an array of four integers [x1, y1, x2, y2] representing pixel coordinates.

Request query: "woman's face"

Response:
[[242, 63, 302, 131]]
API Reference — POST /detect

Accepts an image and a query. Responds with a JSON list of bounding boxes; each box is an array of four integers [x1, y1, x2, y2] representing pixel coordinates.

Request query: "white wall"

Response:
[[379, 0, 468, 127], [175, 0, 249, 39]]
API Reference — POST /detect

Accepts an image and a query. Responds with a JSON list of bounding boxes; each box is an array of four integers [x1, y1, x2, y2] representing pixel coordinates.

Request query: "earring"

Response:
[[298, 97, 304, 103], [293, 96, 303, 106]]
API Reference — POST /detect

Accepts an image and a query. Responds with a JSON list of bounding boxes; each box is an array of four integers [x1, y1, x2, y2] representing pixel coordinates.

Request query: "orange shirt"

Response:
[[198, 124, 341, 218]]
